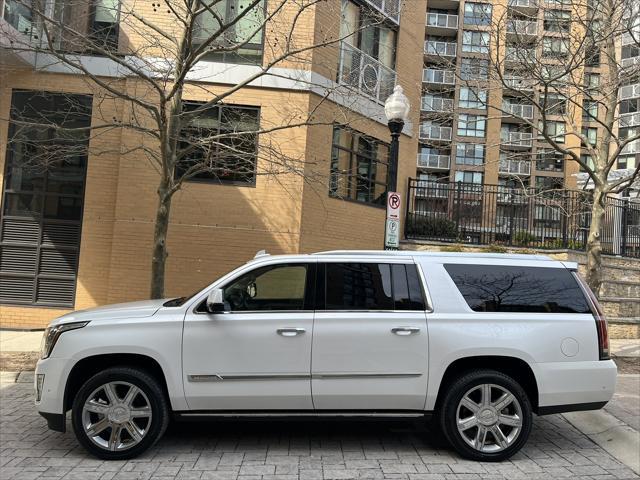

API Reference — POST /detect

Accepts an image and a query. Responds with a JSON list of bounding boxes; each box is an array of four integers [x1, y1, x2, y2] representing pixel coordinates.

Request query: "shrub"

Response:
[[513, 230, 537, 246], [411, 216, 458, 238], [484, 244, 508, 253]]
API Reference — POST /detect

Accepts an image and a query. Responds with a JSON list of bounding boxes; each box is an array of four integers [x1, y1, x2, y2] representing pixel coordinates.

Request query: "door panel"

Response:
[[182, 262, 315, 411], [311, 311, 428, 410], [183, 311, 313, 410]]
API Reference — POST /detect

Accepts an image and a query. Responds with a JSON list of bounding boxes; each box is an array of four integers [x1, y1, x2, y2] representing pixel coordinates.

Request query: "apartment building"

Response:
[[419, 0, 640, 178], [0, 0, 426, 328], [619, 26, 640, 171]]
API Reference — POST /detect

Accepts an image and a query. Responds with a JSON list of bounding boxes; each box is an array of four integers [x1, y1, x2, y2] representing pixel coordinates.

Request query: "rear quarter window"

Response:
[[444, 264, 591, 313]]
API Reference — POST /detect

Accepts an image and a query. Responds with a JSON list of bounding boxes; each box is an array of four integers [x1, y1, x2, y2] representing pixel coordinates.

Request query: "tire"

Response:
[[437, 369, 532, 462], [71, 367, 170, 460]]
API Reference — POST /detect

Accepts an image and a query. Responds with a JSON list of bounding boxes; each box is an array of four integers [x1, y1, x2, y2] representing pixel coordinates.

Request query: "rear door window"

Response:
[[444, 264, 590, 313], [324, 263, 425, 311]]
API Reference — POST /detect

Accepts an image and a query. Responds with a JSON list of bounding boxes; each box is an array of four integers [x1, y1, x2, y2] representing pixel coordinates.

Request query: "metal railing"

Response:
[[405, 180, 640, 257], [425, 40, 457, 57], [504, 76, 536, 90], [622, 140, 640, 155], [622, 56, 640, 68], [506, 19, 537, 35], [421, 96, 454, 112], [620, 83, 640, 100], [417, 153, 451, 170], [508, 0, 538, 8], [499, 159, 531, 175], [423, 68, 456, 85], [419, 124, 453, 141], [501, 131, 533, 147], [620, 113, 640, 128], [2, 0, 33, 36], [426, 12, 458, 29], [506, 47, 537, 63], [363, 0, 401, 23], [337, 42, 396, 105], [622, 31, 638, 46], [503, 102, 534, 119]]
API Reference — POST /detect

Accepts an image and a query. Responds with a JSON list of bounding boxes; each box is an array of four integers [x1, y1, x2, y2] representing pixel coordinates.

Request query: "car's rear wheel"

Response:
[[438, 369, 532, 461], [71, 367, 169, 460]]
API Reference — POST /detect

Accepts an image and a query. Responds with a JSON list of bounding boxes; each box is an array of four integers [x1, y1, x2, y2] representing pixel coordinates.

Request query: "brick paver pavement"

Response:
[[1, 376, 638, 480]]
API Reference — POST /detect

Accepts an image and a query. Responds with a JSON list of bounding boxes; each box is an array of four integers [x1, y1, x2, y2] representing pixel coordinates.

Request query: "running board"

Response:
[[174, 410, 431, 420]]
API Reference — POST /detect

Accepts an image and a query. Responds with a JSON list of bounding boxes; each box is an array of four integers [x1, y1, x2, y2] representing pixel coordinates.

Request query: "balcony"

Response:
[[501, 131, 533, 148], [417, 153, 451, 170], [415, 182, 450, 198], [622, 56, 640, 68], [421, 96, 455, 113], [423, 68, 456, 86], [497, 188, 529, 203], [420, 124, 453, 141], [507, 0, 538, 12], [503, 102, 534, 119], [622, 32, 637, 46], [505, 47, 537, 64], [425, 40, 457, 58], [620, 83, 640, 100], [620, 113, 640, 128], [622, 140, 640, 155], [426, 12, 458, 36], [503, 76, 536, 90], [2, 0, 32, 35], [362, 0, 400, 24], [506, 19, 537, 36], [337, 42, 396, 104], [500, 159, 532, 175]]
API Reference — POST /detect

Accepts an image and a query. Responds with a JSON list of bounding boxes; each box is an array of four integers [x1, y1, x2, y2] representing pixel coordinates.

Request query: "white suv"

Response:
[[35, 251, 616, 461]]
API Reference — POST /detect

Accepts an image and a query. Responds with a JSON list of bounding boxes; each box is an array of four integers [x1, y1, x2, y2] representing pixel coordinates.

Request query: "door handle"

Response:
[[277, 328, 306, 337], [391, 327, 420, 336]]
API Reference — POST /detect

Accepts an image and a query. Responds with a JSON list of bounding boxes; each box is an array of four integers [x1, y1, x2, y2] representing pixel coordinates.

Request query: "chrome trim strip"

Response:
[[177, 412, 426, 418], [188, 372, 422, 382], [312, 372, 423, 379], [188, 374, 310, 382]]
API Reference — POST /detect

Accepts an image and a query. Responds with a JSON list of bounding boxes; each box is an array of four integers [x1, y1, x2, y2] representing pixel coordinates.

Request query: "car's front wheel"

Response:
[[71, 367, 169, 460], [438, 369, 532, 461]]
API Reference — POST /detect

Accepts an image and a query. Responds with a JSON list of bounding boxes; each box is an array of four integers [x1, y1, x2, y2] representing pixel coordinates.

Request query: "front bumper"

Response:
[[536, 359, 617, 413], [34, 357, 71, 429]]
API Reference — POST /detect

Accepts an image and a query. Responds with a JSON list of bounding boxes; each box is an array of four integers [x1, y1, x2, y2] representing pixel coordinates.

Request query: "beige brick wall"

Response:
[[0, 1, 425, 328]]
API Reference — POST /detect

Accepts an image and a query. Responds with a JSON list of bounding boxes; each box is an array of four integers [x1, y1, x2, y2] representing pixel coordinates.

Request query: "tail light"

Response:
[[574, 273, 610, 360]]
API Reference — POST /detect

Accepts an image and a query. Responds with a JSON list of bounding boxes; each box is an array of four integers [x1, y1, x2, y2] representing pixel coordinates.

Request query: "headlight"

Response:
[[40, 321, 89, 359]]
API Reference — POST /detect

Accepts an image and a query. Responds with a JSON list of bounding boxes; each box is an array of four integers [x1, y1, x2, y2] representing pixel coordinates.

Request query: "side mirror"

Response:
[[206, 288, 226, 314]]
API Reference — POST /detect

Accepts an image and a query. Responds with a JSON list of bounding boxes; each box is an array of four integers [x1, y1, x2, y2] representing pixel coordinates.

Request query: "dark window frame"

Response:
[[176, 101, 261, 187], [0, 90, 92, 308]]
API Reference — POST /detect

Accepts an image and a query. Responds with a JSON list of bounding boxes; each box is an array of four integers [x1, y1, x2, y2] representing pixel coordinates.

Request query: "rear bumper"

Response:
[[536, 359, 617, 412]]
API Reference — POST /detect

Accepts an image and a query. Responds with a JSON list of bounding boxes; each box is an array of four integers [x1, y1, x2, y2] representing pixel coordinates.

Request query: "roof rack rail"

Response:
[[254, 250, 269, 259]]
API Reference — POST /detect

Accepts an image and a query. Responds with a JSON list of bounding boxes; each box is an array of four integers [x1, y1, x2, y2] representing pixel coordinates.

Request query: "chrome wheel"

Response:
[[456, 383, 523, 453], [81, 381, 152, 452]]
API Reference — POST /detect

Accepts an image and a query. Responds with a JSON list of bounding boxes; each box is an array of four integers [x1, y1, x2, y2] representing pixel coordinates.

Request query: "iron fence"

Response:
[[405, 179, 640, 258]]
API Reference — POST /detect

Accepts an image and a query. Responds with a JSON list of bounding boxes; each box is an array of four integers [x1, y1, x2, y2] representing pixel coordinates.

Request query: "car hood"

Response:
[[51, 299, 169, 326]]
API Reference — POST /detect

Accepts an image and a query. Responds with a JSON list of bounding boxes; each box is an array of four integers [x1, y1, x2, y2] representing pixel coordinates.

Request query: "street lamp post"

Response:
[[383, 85, 410, 250]]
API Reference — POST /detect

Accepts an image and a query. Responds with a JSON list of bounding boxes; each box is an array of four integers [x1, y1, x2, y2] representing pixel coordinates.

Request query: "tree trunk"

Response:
[[150, 181, 172, 299], [585, 187, 606, 297]]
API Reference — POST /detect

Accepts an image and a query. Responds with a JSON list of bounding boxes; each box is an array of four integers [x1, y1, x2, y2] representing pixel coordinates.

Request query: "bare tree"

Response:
[[423, 0, 640, 294], [1, 0, 400, 298]]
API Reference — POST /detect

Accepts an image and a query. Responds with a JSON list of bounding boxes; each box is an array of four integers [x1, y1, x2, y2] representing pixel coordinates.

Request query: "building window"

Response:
[[175, 102, 260, 185], [543, 9, 571, 33], [538, 121, 565, 143], [455, 171, 483, 184], [52, 0, 121, 53], [455, 143, 485, 165], [193, 0, 265, 64], [463, 2, 492, 26], [460, 58, 488, 80], [329, 126, 389, 206], [462, 31, 489, 53], [580, 154, 594, 172], [582, 127, 597, 146], [584, 73, 600, 90], [617, 157, 628, 169], [543, 37, 569, 58], [583, 100, 598, 121], [536, 149, 564, 171], [541, 94, 567, 115], [458, 87, 487, 109], [0, 91, 92, 307], [457, 114, 486, 137]]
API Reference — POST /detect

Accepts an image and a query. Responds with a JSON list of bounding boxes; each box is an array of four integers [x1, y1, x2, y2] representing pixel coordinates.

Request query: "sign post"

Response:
[[384, 191, 401, 250]]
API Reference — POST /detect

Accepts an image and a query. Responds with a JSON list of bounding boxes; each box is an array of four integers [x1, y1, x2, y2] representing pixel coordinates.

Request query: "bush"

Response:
[[411, 216, 458, 238], [484, 244, 508, 253], [513, 230, 537, 246]]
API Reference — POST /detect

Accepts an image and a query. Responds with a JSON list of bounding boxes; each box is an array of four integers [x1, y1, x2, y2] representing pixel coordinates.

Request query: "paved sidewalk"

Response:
[[1, 373, 639, 480]]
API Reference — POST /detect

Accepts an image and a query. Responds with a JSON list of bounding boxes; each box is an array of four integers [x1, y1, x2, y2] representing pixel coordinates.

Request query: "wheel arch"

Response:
[[433, 355, 540, 413], [64, 353, 172, 413]]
